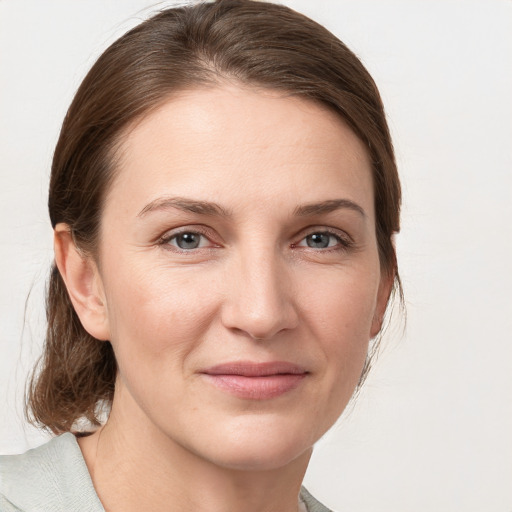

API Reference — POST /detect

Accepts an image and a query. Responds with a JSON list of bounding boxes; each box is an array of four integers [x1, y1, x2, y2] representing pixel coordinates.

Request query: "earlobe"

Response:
[[54, 223, 110, 341]]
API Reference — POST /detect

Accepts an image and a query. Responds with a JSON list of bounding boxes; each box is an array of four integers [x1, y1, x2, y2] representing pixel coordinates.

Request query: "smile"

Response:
[[200, 361, 309, 400]]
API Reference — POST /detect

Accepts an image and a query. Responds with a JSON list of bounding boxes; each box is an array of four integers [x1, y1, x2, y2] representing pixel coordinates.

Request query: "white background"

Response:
[[1, 1, 511, 511]]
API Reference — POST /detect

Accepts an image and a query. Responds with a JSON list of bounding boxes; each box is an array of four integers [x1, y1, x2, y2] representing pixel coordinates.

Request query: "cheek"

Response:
[[301, 259, 379, 343], [102, 260, 219, 379], [300, 263, 379, 390]]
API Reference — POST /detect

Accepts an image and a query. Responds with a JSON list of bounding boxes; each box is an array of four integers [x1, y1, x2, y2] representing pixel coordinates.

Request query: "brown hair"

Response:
[[27, 0, 401, 434]]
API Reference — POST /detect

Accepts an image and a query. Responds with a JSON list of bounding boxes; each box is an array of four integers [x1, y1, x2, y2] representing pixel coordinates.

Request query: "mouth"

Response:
[[200, 361, 308, 400]]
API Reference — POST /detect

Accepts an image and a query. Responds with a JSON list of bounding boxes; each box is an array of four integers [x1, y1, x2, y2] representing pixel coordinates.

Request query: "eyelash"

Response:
[[158, 227, 217, 252], [157, 227, 353, 253], [292, 229, 354, 252]]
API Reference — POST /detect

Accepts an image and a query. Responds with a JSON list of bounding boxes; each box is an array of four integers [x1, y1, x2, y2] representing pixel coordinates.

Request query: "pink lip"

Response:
[[200, 361, 308, 400]]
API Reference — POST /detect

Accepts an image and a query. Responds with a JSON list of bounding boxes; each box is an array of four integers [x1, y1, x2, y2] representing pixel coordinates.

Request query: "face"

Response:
[[89, 85, 390, 470]]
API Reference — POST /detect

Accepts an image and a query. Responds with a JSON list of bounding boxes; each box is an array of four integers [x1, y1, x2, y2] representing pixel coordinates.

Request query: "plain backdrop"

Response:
[[1, 1, 511, 511]]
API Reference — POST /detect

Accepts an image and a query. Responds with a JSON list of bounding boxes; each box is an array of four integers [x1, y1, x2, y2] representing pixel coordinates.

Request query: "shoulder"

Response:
[[0, 433, 104, 512], [300, 486, 338, 512]]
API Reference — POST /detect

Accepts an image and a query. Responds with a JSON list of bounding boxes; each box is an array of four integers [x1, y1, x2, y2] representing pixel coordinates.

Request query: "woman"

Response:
[[0, 1, 401, 511]]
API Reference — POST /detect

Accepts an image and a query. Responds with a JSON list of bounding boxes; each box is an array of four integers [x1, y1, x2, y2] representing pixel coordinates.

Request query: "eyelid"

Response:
[[292, 226, 354, 249], [157, 225, 221, 249], [155, 224, 354, 252]]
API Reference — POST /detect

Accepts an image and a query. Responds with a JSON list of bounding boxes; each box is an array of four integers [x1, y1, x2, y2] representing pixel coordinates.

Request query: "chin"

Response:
[[189, 414, 319, 472], [209, 442, 312, 472]]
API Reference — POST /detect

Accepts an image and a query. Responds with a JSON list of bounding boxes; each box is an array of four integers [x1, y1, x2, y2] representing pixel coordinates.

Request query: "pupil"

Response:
[[177, 233, 200, 249], [307, 233, 329, 248]]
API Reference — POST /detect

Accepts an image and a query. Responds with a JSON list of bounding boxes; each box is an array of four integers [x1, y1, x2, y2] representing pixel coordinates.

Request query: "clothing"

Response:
[[1, 433, 333, 512]]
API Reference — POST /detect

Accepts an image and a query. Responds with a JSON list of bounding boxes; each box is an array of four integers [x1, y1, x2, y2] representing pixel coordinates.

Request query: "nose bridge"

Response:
[[222, 242, 297, 340]]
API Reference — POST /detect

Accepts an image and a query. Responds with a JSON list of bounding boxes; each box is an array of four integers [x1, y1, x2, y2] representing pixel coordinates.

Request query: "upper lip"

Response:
[[201, 361, 308, 377]]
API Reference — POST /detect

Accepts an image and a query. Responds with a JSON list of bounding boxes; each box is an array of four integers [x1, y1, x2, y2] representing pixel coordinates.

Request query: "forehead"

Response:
[[108, 84, 374, 218]]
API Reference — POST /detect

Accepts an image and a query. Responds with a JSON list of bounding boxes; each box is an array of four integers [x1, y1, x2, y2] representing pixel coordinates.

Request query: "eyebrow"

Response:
[[294, 199, 366, 218], [137, 196, 365, 219], [137, 196, 231, 218]]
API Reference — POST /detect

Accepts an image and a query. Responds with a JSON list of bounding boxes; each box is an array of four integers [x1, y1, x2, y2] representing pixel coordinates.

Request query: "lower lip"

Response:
[[203, 374, 307, 400]]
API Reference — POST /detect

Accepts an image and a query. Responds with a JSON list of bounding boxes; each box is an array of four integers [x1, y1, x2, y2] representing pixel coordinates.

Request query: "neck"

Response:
[[78, 389, 311, 512]]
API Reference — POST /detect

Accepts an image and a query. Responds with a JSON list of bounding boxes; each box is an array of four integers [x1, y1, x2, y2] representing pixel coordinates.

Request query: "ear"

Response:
[[370, 269, 395, 338], [54, 223, 110, 341]]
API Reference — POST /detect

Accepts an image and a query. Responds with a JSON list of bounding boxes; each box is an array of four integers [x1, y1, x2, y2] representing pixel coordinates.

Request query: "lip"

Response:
[[200, 361, 308, 400]]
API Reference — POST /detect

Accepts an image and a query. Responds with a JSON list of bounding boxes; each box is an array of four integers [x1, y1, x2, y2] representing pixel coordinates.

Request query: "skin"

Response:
[[55, 84, 392, 512]]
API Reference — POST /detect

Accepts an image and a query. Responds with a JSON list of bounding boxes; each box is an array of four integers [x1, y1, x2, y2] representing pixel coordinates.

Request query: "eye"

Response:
[[295, 231, 348, 250], [164, 231, 212, 250]]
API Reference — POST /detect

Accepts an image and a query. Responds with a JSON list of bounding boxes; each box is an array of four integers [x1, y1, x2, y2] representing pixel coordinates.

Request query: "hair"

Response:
[[26, 0, 402, 434]]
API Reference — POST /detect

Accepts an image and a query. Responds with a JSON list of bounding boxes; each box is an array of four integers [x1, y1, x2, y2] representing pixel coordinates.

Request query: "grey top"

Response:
[[0, 433, 333, 512]]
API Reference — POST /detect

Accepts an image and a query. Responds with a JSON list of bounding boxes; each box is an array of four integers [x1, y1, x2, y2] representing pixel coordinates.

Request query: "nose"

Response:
[[220, 248, 299, 341]]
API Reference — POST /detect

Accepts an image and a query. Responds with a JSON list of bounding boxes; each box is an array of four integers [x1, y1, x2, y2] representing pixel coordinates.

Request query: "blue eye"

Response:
[[306, 233, 332, 248], [297, 231, 345, 249], [169, 232, 206, 250]]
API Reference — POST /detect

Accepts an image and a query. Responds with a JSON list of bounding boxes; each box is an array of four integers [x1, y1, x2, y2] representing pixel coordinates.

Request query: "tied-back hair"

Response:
[[27, 0, 401, 434]]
